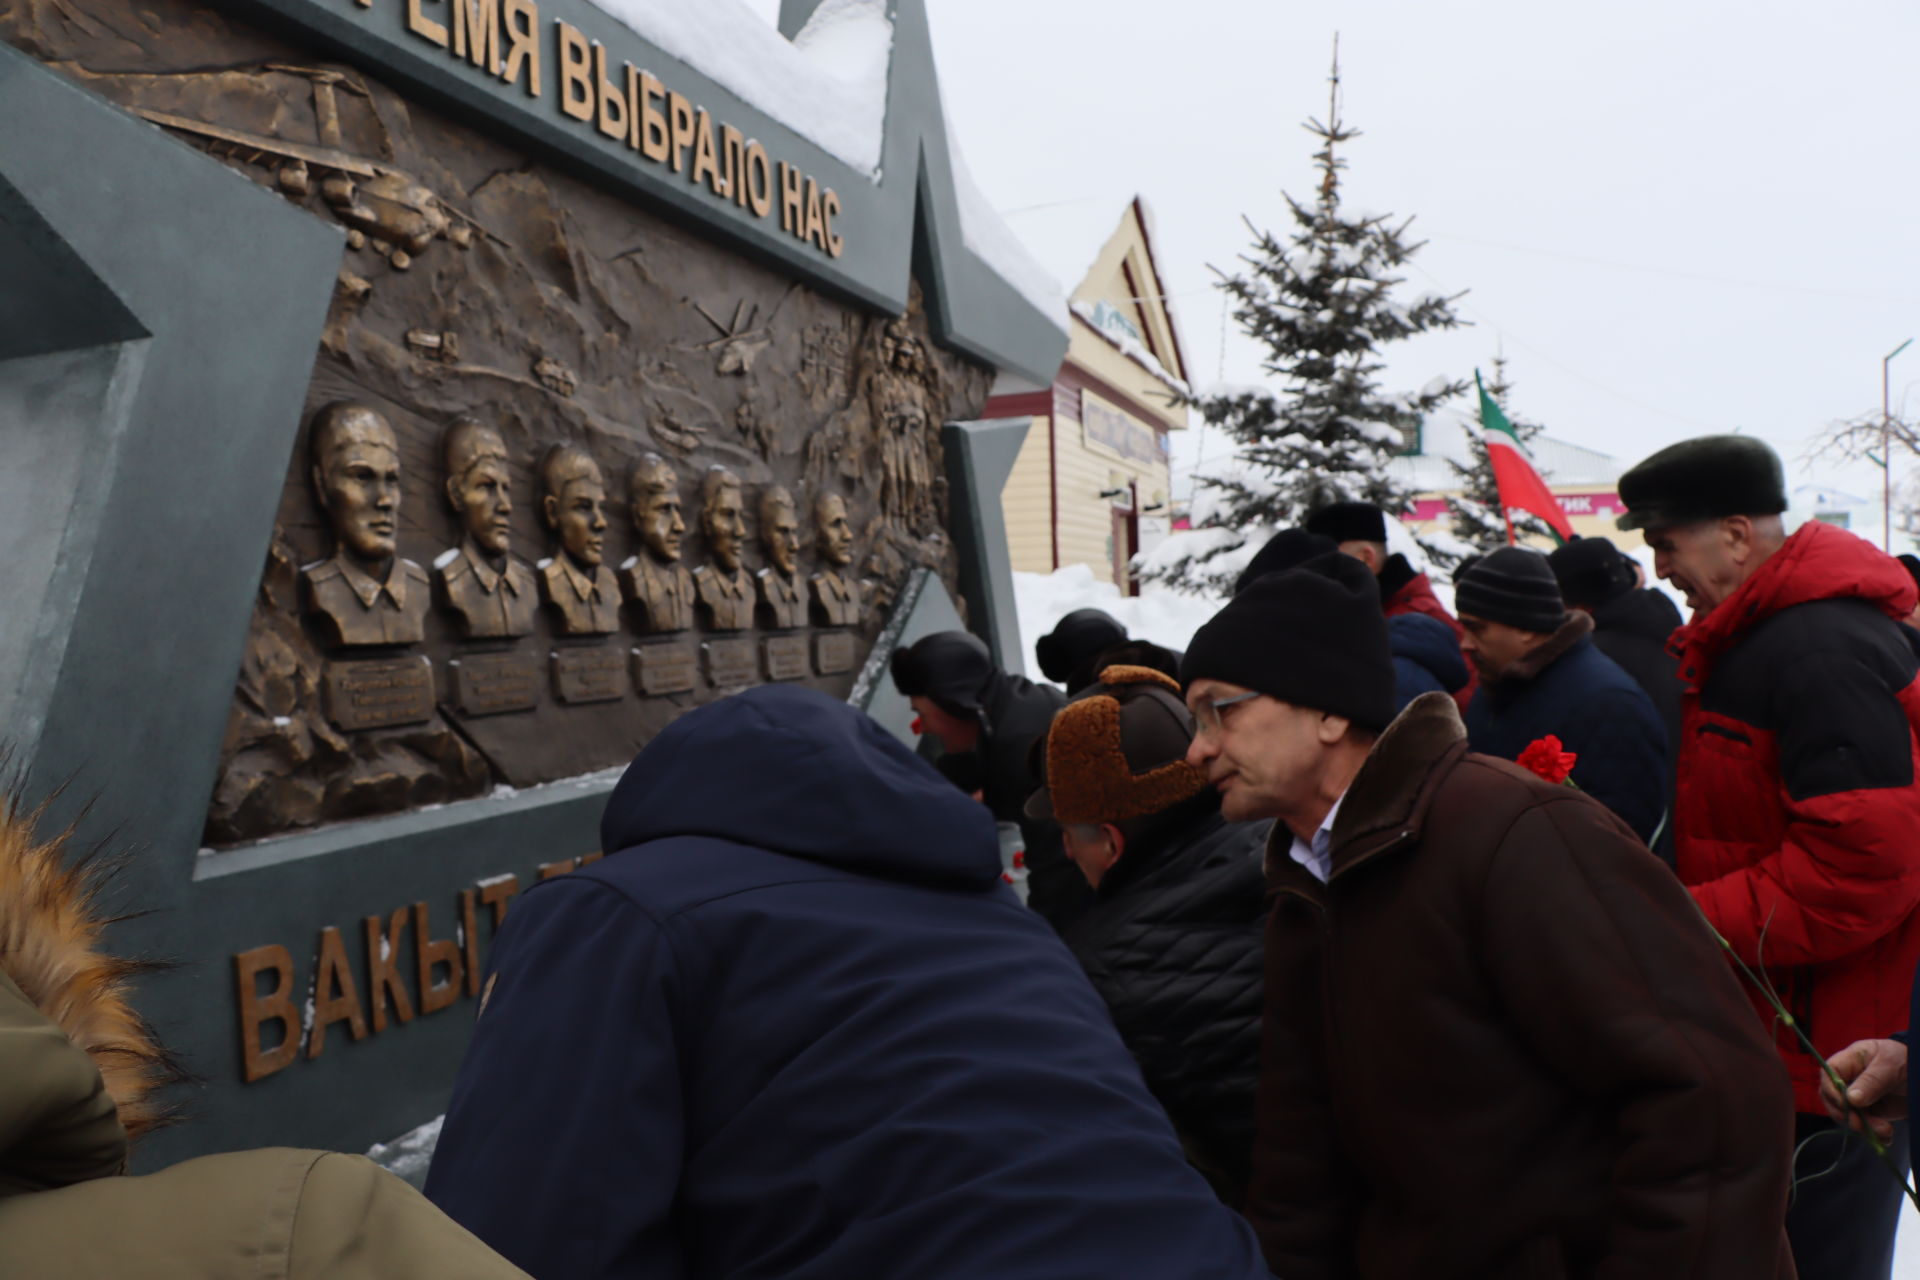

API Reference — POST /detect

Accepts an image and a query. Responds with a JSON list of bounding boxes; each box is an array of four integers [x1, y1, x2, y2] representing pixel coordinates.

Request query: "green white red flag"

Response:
[[1477, 370, 1573, 544]]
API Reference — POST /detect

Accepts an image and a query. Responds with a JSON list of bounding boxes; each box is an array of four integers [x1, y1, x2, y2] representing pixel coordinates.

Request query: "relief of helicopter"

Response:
[[135, 66, 485, 270]]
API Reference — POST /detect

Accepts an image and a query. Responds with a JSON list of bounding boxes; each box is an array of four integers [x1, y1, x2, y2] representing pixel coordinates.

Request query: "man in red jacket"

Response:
[[1619, 434, 1920, 1280]]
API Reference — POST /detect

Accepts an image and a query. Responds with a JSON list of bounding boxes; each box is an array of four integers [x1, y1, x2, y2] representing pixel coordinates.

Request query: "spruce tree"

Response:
[[1441, 353, 1553, 558], [1149, 47, 1467, 593]]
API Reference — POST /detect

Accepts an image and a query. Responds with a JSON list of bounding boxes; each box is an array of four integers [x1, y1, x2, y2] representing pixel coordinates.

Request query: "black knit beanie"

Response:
[[890, 630, 992, 716], [1181, 551, 1395, 732], [1456, 547, 1568, 633], [1547, 537, 1637, 611], [1234, 527, 1337, 595], [1304, 501, 1388, 545], [1035, 608, 1128, 684]]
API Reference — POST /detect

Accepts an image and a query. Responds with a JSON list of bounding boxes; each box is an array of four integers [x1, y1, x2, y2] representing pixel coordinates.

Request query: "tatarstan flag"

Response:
[[1477, 370, 1574, 544]]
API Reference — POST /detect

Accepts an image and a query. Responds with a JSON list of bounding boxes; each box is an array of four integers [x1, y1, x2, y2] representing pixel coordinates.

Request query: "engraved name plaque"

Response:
[[631, 643, 697, 697], [324, 656, 435, 731], [551, 646, 626, 704], [703, 637, 758, 689], [448, 651, 539, 716], [764, 634, 810, 682], [814, 631, 856, 675]]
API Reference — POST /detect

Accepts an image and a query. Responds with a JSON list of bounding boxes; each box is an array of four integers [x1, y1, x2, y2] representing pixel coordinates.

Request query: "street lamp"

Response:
[[1885, 338, 1914, 552]]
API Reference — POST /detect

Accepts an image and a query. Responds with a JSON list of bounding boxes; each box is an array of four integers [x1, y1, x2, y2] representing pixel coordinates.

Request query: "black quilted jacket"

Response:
[[1062, 808, 1269, 1205]]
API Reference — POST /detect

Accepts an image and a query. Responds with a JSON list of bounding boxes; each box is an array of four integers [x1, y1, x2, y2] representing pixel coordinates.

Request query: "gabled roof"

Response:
[[1061, 197, 1192, 395]]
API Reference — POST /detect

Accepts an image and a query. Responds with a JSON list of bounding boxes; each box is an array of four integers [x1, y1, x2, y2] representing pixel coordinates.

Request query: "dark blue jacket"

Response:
[[425, 685, 1270, 1280], [1389, 612, 1469, 711], [1465, 615, 1670, 845]]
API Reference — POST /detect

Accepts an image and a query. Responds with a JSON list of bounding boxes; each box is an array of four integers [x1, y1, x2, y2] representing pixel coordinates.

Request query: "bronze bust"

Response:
[[810, 492, 862, 627], [535, 443, 621, 636], [302, 401, 430, 648], [617, 452, 696, 634], [691, 465, 755, 631], [434, 416, 537, 640], [756, 485, 806, 631]]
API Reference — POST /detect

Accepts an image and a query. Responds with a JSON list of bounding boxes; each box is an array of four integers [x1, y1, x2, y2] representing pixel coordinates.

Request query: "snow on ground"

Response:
[[1012, 565, 1224, 680], [583, 0, 893, 177], [366, 1113, 443, 1190]]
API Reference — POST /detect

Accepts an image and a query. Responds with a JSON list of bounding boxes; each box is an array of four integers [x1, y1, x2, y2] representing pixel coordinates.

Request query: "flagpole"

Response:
[[1503, 508, 1516, 546]]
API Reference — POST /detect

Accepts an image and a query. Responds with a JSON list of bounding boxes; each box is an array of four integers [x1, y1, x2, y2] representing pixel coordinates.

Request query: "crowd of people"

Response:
[[11, 431, 1920, 1278]]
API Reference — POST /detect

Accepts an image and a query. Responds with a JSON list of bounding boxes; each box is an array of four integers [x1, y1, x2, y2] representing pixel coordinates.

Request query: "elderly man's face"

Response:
[[1458, 614, 1547, 684], [635, 485, 685, 563], [318, 432, 402, 562], [1183, 681, 1338, 823], [705, 484, 746, 571], [552, 476, 607, 568], [1643, 520, 1743, 616], [455, 456, 514, 557]]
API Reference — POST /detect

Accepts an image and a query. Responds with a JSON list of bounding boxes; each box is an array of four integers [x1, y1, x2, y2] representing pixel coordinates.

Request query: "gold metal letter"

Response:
[[689, 108, 721, 193], [307, 926, 369, 1060], [501, 0, 540, 96], [803, 176, 826, 250], [745, 142, 772, 217], [453, 0, 497, 71], [407, 0, 449, 47], [720, 124, 744, 203], [823, 187, 843, 257], [234, 945, 300, 1083], [556, 21, 593, 122], [779, 160, 804, 234], [639, 71, 669, 162], [594, 45, 628, 141], [414, 901, 466, 1016], [364, 907, 416, 1033], [667, 91, 694, 173]]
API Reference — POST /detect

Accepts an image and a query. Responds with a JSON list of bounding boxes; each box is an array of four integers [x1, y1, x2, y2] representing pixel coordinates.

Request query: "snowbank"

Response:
[[1013, 565, 1224, 680], [366, 1113, 444, 1190], [584, 0, 893, 178]]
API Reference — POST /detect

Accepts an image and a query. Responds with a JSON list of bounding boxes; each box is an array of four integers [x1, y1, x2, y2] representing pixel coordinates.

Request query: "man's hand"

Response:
[[1820, 1039, 1909, 1141]]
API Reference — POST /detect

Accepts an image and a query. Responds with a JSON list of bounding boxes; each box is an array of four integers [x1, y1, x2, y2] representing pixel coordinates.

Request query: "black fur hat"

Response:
[[1304, 501, 1388, 545], [1616, 435, 1787, 532]]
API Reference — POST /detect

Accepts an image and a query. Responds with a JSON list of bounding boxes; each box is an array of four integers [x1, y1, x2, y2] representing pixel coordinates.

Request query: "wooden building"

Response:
[[985, 198, 1190, 593]]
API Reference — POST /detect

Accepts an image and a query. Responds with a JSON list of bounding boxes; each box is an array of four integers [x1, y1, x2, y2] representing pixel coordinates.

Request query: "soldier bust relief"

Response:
[[756, 485, 807, 631], [535, 443, 621, 636], [434, 416, 537, 640], [691, 465, 756, 631], [810, 492, 863, 627], [618, 453, 696, 634], [302, 401, 431, 648]]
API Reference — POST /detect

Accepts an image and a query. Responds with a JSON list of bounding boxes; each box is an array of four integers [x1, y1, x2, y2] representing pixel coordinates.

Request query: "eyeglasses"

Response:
[[1190, 690, 1262, 737]]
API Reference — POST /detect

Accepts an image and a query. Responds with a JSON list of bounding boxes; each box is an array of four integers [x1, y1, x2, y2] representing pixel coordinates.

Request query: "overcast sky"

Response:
[[917, 0, 1920, 540]]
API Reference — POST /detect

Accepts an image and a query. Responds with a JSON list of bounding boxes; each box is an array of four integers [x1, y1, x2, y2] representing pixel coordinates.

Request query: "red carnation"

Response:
[[1517, 735, 1579, 786]]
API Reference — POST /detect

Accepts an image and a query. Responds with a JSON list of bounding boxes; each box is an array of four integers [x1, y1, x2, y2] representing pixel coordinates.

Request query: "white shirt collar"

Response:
[[1287, 788, 1349, 884]]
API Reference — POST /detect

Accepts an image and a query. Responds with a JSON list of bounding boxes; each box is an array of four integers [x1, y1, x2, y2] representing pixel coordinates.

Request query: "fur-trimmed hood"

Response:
[[0, 794, 180, 1171]]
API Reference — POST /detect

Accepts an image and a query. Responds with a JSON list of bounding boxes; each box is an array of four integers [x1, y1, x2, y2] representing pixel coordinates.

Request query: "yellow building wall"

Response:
[[1003, 412, 1055, 575], [1054, 395, 1173, 587]]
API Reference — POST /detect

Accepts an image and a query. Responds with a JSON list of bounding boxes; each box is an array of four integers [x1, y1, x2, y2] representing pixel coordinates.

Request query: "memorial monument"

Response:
[[0, 0, 1063, 1167]]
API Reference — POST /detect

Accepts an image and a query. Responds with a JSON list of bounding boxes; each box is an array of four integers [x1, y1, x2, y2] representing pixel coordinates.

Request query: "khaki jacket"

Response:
[[0, 801, 526, 1279], [1249, 693, 1795, 1280]]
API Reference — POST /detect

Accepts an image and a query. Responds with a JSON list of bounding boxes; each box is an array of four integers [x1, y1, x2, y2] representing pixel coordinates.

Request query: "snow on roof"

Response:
[[947, 124, 1068, 335], [584, 0, 894, 178], [1394, 411, 1626, 491], [1069, 300, 1189, 397]]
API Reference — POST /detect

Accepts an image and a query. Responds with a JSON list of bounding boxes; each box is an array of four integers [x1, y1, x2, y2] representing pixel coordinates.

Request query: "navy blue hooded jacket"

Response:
[[425, 685, 1270, 1280], [1389, 612, 1469, 711], [1464, 613, 1671, 845]]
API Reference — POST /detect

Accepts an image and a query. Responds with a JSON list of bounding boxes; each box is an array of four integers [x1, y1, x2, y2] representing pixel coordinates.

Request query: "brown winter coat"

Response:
[[0, 798, 528, 1279], [1248, 692, 1795, 1280]]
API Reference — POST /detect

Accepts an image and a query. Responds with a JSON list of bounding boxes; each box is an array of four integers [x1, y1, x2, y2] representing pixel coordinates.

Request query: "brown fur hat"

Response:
[[1024, 665, 1208, 825]]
